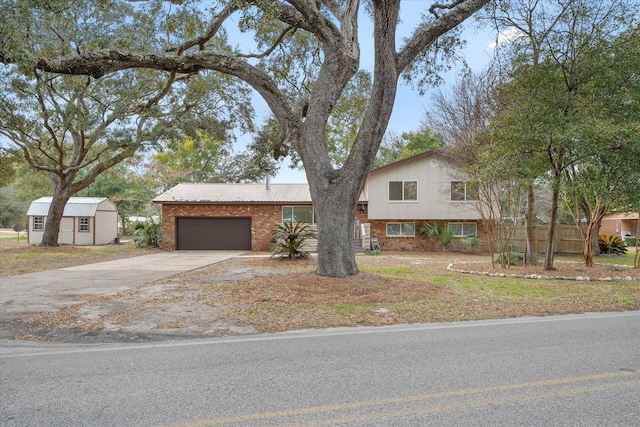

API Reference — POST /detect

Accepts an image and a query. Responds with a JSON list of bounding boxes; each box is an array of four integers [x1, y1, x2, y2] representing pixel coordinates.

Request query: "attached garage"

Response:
[[153, 183, 327, 251], [176, 217, 251, 250]]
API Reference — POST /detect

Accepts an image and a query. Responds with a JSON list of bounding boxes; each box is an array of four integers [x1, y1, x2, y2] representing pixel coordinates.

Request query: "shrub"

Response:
[[494, 252, 525, 266], [598, 235, 627, 255], [270, 222, 317, 260], [493, 251, 542, 267], [133, 218, 162, 248], [623, 237, 636, 247], [419, 221, 480, 251]]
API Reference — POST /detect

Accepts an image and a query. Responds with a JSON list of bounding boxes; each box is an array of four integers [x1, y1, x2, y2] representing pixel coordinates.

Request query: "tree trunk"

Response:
[[524, 183, 536, 265], [583, 223, 595, 268], [303, 1, 401, 277], [634, 213, 639, 269], [543, 186, 559, 270], [313, 179, 360, 277], [583, 206, 608, 268], [41, 185, 73, 246]]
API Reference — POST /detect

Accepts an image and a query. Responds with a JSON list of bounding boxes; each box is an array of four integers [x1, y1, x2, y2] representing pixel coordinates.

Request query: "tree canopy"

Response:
[[484, 0, 640, 268], [0, 0, 253, 245]]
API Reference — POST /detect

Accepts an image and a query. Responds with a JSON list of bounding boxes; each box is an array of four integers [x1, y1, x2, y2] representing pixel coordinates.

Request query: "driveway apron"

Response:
[[0, 251, 244, 313]]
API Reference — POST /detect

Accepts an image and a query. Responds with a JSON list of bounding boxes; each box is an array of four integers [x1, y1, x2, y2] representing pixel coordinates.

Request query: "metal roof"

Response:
[[153, 183, 368, 204], [153, 183, 311, 204], [26, 197, 111, 217]]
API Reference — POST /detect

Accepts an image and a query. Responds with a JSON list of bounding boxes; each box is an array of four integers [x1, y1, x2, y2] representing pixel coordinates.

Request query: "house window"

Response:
[[451, 181, 479, 201], [33, 216, 44, 231], [282, 206, 315, 224], [448, 222, 477, 237], [386, 222, 415, 237], [389, 181, 417, 201], [79, 217, 90, 232]]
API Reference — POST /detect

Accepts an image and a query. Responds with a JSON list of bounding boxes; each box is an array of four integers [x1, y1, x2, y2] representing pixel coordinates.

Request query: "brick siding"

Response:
[[160, 203, 282, 251], [368, 219, 487, 252], [160, 204, 486, 253]]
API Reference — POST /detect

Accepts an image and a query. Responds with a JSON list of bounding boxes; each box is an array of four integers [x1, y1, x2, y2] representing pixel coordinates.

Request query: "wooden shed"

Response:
[[26, 197, 118, 245]]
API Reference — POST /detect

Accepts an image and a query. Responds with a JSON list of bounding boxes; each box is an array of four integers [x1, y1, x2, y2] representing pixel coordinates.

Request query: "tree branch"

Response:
[[397, 0, 489, 73], [166, 2, 239, 54], [237, 26, 296, 59]]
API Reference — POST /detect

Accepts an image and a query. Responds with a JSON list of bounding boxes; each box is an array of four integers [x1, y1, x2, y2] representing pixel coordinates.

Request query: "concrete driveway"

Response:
[[0, 251, 244, 313]]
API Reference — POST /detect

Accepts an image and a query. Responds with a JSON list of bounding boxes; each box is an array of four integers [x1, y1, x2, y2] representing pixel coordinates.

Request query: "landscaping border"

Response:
[[447, 262, 638, 282]]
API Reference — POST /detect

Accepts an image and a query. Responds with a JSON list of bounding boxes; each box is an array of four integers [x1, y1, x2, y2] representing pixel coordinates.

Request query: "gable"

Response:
[[366, 152, 479, 220]]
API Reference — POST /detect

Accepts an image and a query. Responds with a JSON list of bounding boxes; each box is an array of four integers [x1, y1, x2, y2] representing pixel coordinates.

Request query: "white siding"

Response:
[[75, 217, 94, 245], [28, 216, 44, 245], [367, 155, 480, 220], [94, 208, 118, 244]]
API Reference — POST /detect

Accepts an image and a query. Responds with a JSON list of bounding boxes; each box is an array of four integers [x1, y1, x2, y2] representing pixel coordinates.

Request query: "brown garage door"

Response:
[[176, 218, 251, 250]]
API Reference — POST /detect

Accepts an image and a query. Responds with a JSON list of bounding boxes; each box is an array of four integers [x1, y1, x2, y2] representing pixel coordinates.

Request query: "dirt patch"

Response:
[[1, 253, 638, 343]]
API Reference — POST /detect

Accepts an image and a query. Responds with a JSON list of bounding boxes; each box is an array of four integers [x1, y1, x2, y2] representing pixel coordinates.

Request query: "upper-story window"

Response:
[[451, 181, 479, 201], [389, 181, 417, 201], [282, 206, 315, 224], [79, 217, 90, 232], [33, 216, 44, 231]]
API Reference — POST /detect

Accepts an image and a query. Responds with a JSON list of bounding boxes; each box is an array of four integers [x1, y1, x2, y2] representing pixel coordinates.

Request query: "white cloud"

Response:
[[486, 27, 524, 50]]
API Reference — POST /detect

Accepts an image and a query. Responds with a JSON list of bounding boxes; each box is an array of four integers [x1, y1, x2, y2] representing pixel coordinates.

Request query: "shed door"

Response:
[[58, 217, 75, 245], [176, 218, 251, 250]]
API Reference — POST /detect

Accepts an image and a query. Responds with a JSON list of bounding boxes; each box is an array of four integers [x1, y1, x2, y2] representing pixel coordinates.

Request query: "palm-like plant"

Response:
[[271, 222, 317, 260], [133, 218, 162, 248], [419, 221, 479, 251], [419, 222, 454, 250]]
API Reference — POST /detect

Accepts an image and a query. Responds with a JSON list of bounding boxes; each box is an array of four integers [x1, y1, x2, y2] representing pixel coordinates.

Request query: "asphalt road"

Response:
[[1, 311, 639, 426]]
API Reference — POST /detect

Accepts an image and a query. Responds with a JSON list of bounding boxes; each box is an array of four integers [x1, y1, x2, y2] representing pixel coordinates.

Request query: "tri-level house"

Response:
[[153, 149, 484, 252]]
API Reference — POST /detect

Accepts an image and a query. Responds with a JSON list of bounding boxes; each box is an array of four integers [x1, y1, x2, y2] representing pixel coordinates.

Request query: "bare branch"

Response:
[[237, 26, 296, 59]]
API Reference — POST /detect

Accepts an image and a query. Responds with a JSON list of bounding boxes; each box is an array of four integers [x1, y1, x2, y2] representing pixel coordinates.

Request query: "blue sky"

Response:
[[229, 3, 496, 183]]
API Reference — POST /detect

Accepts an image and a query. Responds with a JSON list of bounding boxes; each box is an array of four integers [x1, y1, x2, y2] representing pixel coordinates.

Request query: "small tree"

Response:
[[271, 222, 317, 261]]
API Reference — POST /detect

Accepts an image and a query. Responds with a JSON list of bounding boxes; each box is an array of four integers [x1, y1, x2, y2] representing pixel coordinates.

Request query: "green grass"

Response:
[[0, 235, 27, 241], [557, 251, 637, 267], [620, 296, 635, 306], [365, 266, 413, 276]]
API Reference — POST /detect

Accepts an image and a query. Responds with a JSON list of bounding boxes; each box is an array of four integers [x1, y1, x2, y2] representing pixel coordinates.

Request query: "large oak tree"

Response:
[[0, 0, 252, 246], [2, 0, 489, 276]]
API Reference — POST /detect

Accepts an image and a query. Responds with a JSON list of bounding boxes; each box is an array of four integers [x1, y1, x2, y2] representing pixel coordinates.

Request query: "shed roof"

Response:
[[26, 197, 112, 217], [153, 183, 368, 204]]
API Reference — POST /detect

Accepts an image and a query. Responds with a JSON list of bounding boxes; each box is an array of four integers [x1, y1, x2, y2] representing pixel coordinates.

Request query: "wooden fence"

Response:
[[507, 225, 583, 254]]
